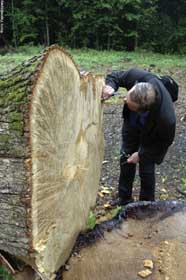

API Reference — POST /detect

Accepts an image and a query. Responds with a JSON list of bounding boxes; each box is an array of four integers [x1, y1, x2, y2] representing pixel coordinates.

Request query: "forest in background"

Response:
[[1, 0, 186, 54]]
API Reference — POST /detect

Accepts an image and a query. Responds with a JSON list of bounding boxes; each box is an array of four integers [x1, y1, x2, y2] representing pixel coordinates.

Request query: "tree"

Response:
[[2, 0, 186, 53]]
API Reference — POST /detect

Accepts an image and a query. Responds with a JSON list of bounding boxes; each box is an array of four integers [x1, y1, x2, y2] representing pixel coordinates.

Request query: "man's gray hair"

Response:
[[130, 82, 156, 112]]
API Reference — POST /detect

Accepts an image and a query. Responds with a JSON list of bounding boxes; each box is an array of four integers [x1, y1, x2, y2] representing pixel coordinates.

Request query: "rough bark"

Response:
[[0, 45, 104, 279]]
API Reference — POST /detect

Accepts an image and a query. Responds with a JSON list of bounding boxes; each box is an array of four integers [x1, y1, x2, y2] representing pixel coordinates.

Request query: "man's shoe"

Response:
[[109, 197, 134, 207]]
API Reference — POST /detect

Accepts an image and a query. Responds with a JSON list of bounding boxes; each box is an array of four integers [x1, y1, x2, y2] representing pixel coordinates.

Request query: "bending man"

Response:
[[102, 68, 176, 205]]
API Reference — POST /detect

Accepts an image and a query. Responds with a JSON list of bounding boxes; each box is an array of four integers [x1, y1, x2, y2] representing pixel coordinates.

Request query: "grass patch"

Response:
[[0, 45, 43, 74], [70, 48, 186, 74], [0, 45, 186, 75]]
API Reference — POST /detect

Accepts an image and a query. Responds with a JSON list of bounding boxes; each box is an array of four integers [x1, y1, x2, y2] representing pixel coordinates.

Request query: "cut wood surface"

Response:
[[0, 45, 104, 279]]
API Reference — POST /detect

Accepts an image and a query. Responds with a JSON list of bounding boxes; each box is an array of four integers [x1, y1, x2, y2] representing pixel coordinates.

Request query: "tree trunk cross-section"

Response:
[[0, 45, 104, 279]]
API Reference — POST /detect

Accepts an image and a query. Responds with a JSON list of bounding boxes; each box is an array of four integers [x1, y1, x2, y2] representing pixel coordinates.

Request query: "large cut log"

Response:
[[0, 45, 104, 279]]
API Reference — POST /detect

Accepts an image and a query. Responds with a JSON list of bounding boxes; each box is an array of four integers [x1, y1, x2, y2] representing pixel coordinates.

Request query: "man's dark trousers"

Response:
[[119, 120, 155, 202]]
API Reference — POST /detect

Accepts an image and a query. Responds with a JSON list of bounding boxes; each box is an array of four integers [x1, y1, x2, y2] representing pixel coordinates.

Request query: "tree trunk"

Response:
[[11, 0, 17, 48], [45, 0, 50, 46], [0, 45, 104, 279]]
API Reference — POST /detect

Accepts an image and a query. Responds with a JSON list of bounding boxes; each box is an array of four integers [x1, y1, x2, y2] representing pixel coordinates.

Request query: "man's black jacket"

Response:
[[106, 68, 176, 164]]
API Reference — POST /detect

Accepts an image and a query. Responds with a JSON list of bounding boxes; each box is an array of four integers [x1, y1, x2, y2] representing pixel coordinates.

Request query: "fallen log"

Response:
[[0, 45, 104, 279]]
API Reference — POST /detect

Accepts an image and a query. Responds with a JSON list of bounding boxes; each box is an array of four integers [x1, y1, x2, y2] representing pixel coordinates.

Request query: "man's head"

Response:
[[124, 82, 156, 112]]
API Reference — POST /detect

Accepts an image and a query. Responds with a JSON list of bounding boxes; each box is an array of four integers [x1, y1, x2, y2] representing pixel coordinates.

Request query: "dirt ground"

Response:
[[63, 202, 186, 280], [96, 67, 186, 220]]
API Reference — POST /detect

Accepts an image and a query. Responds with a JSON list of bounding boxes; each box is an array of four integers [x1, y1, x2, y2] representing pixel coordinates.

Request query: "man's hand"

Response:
[[101, 85, 115, 101], [127, 152, 139, 164]]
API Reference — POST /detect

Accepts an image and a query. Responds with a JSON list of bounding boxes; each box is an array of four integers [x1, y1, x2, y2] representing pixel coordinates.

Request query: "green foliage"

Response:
[[0, 266, 12, 280], [169, 19, 186, 54], [6, 2, 38, 47], [87, 210, 96, 230], [3, 0, 186, 53], [181, 178, 186, 192], [86, 207, 121, 230], [110, 206, 121, 218]]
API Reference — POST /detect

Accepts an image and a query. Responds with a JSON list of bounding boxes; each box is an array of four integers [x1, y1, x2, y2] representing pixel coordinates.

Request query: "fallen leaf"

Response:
[[101, 189, 111, 194], [160, 193, 169, 200], [104, 203, 112, 209], [98, 191, 104, 197], [162, 177, 167, 183], [96, 213, 112, 223], [180, 115, 186, 122]]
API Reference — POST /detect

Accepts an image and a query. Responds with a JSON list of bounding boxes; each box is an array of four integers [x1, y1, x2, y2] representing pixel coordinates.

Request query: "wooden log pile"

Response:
[[0, 45, 104, 279]]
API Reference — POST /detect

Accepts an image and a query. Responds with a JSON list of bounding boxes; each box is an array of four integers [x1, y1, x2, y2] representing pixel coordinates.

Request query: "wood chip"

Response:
[[65, 264, 70, 271], [143, 259, 154, 269], [138, 269, 152, 278]]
